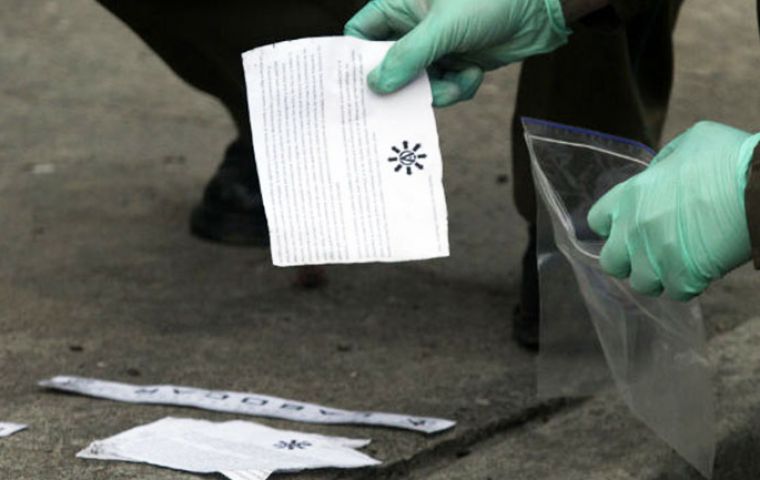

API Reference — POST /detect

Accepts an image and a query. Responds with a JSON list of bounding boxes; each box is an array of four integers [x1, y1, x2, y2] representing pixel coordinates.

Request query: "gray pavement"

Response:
[[2, 0, 760, 479], [410, 316, 760, 480]]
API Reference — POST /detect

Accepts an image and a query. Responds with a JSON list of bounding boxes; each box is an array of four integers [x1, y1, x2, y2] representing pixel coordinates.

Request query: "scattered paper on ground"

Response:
[[39, 375, 455, 434], [78, 417, 380, 480], [243, 36, 449, 267], [0, 423, 27, 438]]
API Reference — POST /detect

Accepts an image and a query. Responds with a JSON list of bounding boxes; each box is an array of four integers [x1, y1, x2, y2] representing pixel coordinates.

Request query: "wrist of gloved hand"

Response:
[[710, 131, 760, 276], [731, 132, 760, 268], [742, 139, 760, 268], [654, 124, 760, 291], [736, 133, 760, 202], [477, 0, 571, 69]]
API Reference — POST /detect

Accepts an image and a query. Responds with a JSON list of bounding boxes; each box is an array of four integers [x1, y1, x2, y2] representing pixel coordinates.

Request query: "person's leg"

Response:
[[510, 1, 682, 349], [95, 1, 365, 244]]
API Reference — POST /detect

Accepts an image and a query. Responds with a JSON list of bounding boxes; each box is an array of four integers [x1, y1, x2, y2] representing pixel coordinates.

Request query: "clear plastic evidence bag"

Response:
[[523, 118, 714, 477]]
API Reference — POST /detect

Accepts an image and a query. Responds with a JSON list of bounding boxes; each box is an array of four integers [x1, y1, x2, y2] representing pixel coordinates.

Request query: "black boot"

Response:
[[513, 224, 539, 350], [190, 139, 269, 246]]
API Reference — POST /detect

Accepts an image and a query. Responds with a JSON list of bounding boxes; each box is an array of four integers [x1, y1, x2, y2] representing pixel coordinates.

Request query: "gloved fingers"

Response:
[[660, 261, 705, 301], [598, 222, 632, 279], [627, 240, 664, 296], [368, 18, 445, 95], [429, 66, 484, 107], [659, 254, 709, 302], [587, 182, 625, 238], [344, 1, 395, 40]]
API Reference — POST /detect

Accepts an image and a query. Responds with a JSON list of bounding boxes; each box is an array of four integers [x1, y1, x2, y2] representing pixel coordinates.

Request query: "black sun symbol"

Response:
[[388, 141, 426, 175]]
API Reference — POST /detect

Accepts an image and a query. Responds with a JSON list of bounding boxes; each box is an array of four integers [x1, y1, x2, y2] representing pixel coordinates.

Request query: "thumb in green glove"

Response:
[[587, 121, 760, 301], [344, 0, 571, 107]]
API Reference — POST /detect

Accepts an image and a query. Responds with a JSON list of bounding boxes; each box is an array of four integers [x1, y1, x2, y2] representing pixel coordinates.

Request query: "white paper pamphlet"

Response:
[[243, 36, 449, 266], [0, 422, 26, 438], [39, 376, 455, 434], [78, 417, 380, 480]]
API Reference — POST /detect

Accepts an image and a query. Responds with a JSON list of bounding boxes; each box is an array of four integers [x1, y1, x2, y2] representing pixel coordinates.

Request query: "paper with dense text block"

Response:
[[243, 36, 449, 266]]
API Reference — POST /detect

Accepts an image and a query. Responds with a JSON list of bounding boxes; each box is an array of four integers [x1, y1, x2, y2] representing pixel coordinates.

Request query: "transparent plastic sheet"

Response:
[[523, 118, 715, 477]]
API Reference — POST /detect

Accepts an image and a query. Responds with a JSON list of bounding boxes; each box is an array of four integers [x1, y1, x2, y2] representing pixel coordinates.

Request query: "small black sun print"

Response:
[[274, 439, 312, 450], [388, 141, 426, 175]]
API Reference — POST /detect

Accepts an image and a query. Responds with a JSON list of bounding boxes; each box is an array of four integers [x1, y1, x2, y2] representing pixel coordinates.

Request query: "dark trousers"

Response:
[[95, 1, 366, 145], [512, 2, 681, 222]]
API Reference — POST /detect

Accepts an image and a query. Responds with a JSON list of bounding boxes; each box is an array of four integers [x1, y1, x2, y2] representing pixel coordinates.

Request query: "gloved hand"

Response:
[[344, 0, 571, 107], [587, 121, 760, 301]]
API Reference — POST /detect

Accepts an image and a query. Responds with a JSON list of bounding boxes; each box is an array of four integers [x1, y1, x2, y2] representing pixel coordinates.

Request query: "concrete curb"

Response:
[[409, 316, 760, 480]]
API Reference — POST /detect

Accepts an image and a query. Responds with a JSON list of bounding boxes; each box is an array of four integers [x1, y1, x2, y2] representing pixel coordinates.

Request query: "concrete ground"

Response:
[[2, 1, 760, 479]]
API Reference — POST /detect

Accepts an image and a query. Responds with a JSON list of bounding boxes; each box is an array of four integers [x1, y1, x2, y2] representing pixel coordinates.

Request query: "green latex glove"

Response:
[[344, 0, 571, 107], [587, 121, 760, 301]]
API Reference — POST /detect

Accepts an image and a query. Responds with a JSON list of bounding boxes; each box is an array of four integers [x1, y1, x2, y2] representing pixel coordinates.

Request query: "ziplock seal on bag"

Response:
[[523, 117, 715, 477]]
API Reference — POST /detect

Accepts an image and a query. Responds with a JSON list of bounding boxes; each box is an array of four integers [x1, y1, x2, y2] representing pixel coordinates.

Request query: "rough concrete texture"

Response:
[[2, 0, 760, 479], [411, 317, 760, 480]]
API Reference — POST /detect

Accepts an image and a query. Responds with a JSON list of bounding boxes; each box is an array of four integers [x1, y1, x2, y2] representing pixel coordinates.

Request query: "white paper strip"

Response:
[[243, 36, 449, 266], [78, 417, 379, 480], [40, 376, 455, 434], [0, 423, 27, 438]]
